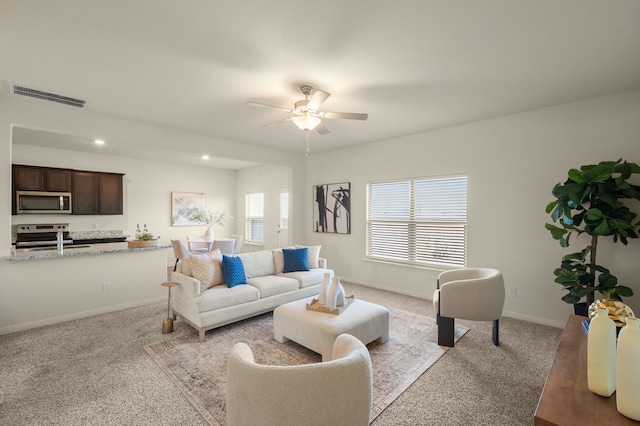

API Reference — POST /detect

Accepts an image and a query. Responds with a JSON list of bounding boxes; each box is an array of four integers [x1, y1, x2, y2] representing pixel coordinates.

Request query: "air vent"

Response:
[[9, 83, 89, 108]]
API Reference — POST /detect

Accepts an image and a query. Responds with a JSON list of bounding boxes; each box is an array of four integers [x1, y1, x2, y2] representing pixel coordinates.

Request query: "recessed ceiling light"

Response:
[[94, 139, 105, 145], [202, 154, 210, 160]]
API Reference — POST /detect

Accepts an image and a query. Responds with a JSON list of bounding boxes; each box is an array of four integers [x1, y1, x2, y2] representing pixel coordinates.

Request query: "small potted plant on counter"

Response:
[[128, 226, 160, 248], [545, 159, 640, 317]]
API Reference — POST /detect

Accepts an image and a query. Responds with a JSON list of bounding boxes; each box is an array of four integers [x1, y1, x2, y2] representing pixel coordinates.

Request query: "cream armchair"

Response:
[[226, 333, 373, 426], [433, 268, 505, 347]]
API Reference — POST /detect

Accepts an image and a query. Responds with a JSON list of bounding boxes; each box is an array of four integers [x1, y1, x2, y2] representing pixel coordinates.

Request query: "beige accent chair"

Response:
[[226, 333, 373, 426], [433, 268, 505, 347]]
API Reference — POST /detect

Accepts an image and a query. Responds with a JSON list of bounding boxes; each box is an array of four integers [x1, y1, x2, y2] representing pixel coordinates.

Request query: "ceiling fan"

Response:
[[248, 85, 368, 136]]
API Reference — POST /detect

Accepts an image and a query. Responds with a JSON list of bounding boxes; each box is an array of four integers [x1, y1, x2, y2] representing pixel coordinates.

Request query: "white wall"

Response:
[[0, 95, 306, 333], [304, 89, 640, 327], [236, 164, 292, 251]]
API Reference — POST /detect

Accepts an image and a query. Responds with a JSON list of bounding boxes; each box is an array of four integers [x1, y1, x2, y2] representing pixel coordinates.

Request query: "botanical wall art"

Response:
[[171, 192, 205, 226], [313, 182, 350, 234]]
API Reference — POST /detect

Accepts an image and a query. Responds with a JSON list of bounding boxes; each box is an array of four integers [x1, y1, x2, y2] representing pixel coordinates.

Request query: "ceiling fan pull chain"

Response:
[[305, 130, 310, 156]]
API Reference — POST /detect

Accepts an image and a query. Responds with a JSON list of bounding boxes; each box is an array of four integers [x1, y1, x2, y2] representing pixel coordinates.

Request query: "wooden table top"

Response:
[[534, 315, 637, 426]]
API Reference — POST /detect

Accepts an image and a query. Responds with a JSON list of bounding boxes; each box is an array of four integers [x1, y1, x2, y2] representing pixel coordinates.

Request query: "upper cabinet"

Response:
[[12, 164, 124, 215], [72, 170, 124, 215], [13, 165, 72, 192]]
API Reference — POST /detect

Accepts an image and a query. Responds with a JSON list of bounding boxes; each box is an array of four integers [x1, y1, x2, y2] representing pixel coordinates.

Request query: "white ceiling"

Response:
[[2, 0, 640, 164]]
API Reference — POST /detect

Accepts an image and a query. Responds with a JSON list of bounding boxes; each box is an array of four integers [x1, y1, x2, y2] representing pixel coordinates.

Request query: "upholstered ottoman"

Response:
[[274, 296, 390, 361]]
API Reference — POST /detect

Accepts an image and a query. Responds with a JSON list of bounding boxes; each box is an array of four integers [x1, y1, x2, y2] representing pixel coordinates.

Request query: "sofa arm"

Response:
[[318, 258, 327, 269], [171, 271, 202, 298]]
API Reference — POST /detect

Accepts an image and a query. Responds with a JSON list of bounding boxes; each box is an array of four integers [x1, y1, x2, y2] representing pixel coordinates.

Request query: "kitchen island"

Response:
[[1, 241, 172, 335], [6, 242, 172, 261]]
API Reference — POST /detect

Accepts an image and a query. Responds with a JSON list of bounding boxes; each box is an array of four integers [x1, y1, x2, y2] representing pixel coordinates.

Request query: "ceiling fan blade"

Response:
[[263, 117, 292, 127], [322, 111, 368, 120], [307, 89, 330, 111], [247, 102, 293, 113], [315, 121, 330, 135]]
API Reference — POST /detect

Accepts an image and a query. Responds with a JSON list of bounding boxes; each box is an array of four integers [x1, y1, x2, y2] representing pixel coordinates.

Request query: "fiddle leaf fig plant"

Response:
[[545, 159, 640, 305]]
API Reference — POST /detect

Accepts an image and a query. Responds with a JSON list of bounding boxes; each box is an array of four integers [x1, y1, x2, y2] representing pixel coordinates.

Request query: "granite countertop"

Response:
[[6, 242, 172, 262]]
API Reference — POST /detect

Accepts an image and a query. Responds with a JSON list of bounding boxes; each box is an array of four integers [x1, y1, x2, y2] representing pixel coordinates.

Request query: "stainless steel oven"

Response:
[[16, 191, 72, 214], [15, 223, 73, 248]]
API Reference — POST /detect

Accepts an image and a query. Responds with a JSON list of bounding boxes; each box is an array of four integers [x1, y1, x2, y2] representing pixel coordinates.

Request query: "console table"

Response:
[[534, 315, 637, 425]]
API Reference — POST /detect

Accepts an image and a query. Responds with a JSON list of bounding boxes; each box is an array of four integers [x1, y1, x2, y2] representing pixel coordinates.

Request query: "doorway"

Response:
[[276, 186, 289, 248]]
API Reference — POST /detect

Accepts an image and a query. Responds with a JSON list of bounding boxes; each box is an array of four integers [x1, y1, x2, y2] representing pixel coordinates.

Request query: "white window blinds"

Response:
[[246, 192, 264, 243], [367, 175, 467, 267]]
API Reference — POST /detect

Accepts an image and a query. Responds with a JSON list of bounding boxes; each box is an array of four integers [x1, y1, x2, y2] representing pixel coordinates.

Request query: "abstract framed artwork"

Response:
[[313, 182, 350, 234], [171, 192, 205, 226]]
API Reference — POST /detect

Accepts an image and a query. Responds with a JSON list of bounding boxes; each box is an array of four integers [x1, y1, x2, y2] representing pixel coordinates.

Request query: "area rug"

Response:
[[144, 308, 468, 425]]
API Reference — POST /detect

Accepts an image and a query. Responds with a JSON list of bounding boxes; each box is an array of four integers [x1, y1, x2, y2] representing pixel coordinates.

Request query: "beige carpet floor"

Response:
[[145, 307, 468, 425], [0, 282, 563, 425]]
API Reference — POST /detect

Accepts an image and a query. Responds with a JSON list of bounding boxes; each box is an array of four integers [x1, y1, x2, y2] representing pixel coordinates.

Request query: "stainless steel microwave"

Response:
[[16, 191, 72, 214]]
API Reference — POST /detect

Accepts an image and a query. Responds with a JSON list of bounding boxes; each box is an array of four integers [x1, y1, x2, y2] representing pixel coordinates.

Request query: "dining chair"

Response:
[[170, 239, 190, 271], [186, 235, 209, 254], [231, 234, 244, 254]]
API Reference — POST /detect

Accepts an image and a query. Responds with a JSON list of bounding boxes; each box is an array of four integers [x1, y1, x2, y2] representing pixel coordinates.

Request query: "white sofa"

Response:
[[171, 246, 333, 341]]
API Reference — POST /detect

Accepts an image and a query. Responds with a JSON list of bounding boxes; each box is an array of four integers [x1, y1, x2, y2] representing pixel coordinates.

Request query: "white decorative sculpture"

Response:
[[587, 307, 616, 397], [327, 276, 345, 310], [318, 272, 331, 305]]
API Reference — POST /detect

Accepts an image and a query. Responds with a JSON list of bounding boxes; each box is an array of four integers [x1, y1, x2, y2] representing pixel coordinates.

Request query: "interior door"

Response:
[[277, 186, 289, 248]]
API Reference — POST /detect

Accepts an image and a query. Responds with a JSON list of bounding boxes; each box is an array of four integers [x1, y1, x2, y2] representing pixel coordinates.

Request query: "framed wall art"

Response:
[[171, 192, 205, 226], [313, 182, 350, 234]]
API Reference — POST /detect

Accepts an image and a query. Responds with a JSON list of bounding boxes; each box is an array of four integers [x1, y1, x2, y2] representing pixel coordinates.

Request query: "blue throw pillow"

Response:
[[222, 255, 246, 288], [282, 247, 309, 273]]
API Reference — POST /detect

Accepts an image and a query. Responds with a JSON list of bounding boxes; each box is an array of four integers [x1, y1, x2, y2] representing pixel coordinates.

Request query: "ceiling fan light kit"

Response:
[[291, 114, 321, 130], [248, 84, 368, 153]]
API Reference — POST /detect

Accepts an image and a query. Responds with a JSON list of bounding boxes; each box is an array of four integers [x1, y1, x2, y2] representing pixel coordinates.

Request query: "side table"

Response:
[[161, 281, 178, 334], [534, 315, 636, 425]]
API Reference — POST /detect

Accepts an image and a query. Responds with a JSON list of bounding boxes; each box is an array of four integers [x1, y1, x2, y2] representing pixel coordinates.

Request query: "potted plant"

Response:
[[545, 159, 640, 315], [189, 208, 233, 241]]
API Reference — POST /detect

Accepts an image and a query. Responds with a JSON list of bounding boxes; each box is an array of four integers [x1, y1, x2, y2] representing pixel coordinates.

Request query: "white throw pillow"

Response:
[[189, 249, 224, 289], [295, 245, 321, 269], [189, 254, 215, 289], [209, 249, 224, 286]]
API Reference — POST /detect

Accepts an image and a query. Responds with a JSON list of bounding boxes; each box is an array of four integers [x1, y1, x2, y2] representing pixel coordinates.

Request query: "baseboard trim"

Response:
[[0, 296, 166, 336], [342, 277, 566, 329]]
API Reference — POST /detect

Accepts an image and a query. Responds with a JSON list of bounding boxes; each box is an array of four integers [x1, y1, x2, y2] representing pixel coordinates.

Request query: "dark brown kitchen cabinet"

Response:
[[13, 165, 71, 192], [72, 171, 123, 215]]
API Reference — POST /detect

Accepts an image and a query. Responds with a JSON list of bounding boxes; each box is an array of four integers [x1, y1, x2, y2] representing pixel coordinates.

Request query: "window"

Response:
[[246, 192, 264, 243], [366, 175, 467, 267]]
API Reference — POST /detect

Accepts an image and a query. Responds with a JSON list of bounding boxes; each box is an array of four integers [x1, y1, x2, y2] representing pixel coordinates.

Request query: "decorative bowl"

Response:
[[588, 299, 635, 328]]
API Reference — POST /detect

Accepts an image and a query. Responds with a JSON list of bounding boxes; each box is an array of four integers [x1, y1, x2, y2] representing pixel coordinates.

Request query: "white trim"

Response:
[[0, 296, 165, 335]]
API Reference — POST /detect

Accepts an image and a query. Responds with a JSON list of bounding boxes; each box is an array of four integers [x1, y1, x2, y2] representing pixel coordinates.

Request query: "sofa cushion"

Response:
[[246, 275, 300, 298], [237, 250, 276, 278], [282, 268, 332, 289], [295, 245, 321, 269], [195, 284, 260, 313], [223, 255, 247, 288], [283, 247, 309, 273], [272, 246, 295, 274]]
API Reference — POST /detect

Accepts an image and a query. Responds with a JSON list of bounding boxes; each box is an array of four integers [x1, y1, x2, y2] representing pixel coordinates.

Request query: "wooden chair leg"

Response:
[[492, 319, 499, 346], [438, 316, 455, 347]]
